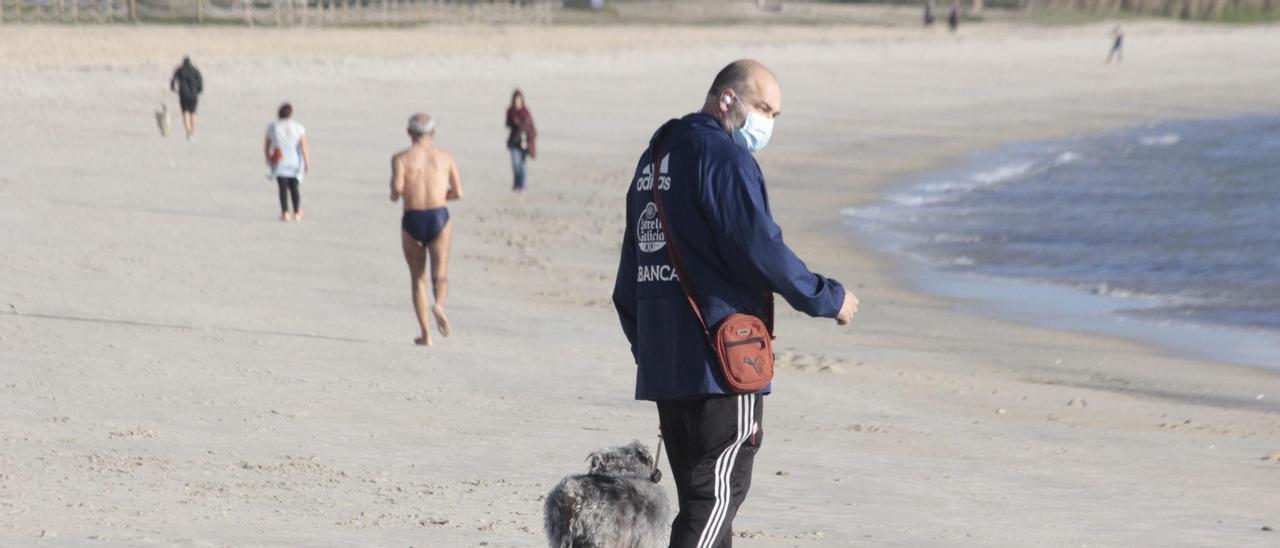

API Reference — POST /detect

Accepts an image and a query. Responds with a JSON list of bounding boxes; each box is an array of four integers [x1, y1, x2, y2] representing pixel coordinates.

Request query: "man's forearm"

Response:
[[751, 241, 845, 318]]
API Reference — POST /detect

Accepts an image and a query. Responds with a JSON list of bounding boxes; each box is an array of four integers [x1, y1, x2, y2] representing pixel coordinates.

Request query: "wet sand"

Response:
[[2, 21, 1280, 547]]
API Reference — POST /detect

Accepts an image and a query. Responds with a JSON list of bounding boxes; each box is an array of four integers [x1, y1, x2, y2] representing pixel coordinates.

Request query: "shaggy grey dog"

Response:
[[544, 441, 670, 548]]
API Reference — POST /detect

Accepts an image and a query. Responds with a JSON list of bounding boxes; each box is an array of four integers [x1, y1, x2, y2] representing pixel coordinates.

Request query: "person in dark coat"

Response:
[[170, 56, 204, 142], [1107, 26, 1125, 64], [612, 59, 859, 547], [505, 89, 537, 192]]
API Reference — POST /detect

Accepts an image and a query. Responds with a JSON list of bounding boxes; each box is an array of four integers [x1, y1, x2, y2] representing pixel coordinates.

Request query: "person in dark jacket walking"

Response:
[[1107, 26, 1124, 64], [505, 89, 537, 192], [170, 56, 203, 142], [612, 59, 859, 548]]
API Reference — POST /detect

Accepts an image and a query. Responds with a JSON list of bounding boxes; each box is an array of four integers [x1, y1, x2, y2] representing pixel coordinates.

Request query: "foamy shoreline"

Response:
[[3, 21, 1280, 547]]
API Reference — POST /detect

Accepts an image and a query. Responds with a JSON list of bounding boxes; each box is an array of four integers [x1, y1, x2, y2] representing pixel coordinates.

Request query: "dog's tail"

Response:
[[544, 486, 577, 548]]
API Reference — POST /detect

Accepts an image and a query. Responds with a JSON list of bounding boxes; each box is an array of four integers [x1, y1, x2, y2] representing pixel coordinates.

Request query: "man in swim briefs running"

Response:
[[391, 113, 463, 346]]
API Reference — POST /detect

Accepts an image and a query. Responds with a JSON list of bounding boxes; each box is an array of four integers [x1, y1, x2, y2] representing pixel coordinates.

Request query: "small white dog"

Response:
[[154, 102, 171, 137]]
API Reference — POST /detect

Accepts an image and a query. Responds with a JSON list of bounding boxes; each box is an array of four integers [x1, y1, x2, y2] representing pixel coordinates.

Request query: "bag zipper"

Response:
[[724, 337, 766, 348]]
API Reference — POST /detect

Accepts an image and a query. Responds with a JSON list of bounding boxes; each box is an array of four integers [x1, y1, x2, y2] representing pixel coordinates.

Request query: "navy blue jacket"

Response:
[[612, 113, 847, 401]]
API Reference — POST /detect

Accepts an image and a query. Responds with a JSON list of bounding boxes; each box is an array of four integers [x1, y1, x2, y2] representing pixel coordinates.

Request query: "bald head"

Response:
[[706, 60, 775, 101], [702, 59, 782, 133], [407, 112, 435, 141]]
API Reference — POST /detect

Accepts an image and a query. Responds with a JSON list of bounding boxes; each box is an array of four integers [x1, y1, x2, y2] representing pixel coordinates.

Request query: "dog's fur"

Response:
[[155, 102, 171, 137], [544, 441, 670, 548]]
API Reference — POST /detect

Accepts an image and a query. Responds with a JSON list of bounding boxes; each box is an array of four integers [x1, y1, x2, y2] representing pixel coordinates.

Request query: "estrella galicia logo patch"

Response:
[[637, 202, 666, 253]]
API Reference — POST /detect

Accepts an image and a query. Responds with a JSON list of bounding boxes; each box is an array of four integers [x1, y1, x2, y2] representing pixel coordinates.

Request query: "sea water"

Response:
[[845, 114, 1280, 369]]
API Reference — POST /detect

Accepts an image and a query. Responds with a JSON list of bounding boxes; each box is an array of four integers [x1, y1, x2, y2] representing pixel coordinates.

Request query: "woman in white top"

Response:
[[264, 103, 311, 222]]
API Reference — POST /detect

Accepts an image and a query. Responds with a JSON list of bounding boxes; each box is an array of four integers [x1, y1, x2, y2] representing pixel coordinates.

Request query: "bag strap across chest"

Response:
[[648, 131, 774, 340]]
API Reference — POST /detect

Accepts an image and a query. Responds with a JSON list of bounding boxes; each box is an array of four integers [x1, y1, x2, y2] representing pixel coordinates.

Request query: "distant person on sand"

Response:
[[612, 59, 859, 547], [169, 56, 203, 142], [924, 0, 935, 26], [1107, 26, 1124, 64], [947, 0, 959, 32], [264, 102, 310, 222], [391, 113, 463, 346], [505, 89, 537, 192]]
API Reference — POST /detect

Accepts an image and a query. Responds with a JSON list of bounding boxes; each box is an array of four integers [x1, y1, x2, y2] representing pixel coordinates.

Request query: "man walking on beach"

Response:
[[612, 60, 859, 547], [391, 113, 462, 346], [170, 56, 203, 142]]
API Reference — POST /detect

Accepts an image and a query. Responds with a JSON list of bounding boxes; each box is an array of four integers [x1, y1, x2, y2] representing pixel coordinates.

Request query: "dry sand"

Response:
[[2, 20, 1280, 547]]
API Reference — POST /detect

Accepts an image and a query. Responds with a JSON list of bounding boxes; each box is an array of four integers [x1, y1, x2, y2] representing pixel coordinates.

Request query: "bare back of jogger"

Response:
[[390, 113, 464, 346]]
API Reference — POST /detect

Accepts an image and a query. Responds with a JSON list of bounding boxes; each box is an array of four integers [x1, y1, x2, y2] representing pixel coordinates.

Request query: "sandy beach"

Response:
[[2, 19, 1280, 547]]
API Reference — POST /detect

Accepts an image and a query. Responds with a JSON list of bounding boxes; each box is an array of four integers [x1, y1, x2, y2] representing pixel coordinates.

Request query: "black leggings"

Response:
[[276, 177, 300, 213]]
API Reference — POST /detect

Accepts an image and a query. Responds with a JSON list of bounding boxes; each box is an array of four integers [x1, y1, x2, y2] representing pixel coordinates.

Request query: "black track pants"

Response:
[[657, 393, 763, 548]]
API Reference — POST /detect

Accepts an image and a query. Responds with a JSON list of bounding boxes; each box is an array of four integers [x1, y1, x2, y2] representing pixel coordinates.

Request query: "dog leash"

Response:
[[650, 431, 664, 483]]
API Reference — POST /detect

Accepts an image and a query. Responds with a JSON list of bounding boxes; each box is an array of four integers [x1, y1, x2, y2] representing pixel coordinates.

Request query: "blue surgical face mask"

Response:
[[729, 98, 774, 154]]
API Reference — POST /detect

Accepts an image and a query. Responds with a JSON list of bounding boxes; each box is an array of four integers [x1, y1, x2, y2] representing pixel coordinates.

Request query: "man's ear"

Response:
[[720, 91, 735, 112]]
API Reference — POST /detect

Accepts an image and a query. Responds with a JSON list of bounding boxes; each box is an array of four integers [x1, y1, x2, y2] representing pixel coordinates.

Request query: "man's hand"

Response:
[[835, 289, 859, 326]]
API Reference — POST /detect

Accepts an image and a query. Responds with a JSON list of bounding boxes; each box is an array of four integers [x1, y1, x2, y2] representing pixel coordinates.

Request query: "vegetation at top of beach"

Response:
[[0, 0, 1273, 27]]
